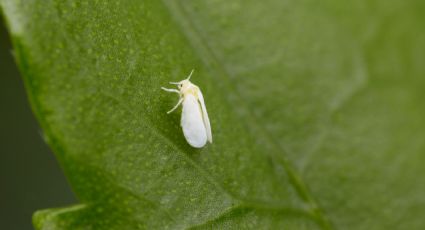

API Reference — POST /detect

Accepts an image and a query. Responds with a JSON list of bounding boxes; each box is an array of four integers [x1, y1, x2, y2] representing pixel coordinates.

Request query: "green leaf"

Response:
[[2, 0, 425, 229]]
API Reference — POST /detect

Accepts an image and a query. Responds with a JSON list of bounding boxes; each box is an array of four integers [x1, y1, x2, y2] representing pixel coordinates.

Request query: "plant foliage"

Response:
[[1, 0, 425, 229]]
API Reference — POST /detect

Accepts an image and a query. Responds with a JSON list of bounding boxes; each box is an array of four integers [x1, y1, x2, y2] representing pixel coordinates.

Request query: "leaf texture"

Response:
[[1, 0, 425, 229]]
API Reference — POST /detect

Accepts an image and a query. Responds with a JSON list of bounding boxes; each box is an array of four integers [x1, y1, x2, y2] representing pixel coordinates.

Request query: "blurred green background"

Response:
[[0, 17, 75, 229]]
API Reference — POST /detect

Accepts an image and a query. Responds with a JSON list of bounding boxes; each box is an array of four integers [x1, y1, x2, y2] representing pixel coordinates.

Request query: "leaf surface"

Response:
[[1, 0, 425, 229]]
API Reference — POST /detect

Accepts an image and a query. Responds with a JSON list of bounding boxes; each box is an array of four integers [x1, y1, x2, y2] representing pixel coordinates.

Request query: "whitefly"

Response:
[[161, 70, 212, 148]]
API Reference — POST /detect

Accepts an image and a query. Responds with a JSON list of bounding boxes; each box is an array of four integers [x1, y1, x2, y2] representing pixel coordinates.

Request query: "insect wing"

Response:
[[196, 89, 212, 143], [181, 94, 208, 148]]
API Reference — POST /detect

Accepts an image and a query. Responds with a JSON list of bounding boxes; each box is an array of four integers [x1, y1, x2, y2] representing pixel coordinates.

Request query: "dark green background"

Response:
[[0, 17, 75, 230]]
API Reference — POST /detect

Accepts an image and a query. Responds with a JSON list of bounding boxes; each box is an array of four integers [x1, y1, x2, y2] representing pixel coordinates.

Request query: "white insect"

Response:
[[161, 70, 212, 148]]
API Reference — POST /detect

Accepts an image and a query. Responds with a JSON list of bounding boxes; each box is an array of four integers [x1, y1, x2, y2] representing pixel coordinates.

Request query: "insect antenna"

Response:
[[169, 69, 195, 84], [186, 69, 194, 80]]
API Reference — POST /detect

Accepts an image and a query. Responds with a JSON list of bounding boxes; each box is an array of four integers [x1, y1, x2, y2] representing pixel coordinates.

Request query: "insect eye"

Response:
[[179, 84, 182, 88]]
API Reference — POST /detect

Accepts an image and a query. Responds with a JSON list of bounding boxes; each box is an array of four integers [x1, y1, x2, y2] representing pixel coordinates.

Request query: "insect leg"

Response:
[[161, 87, 180, 94], [167, 97, 184, 114]]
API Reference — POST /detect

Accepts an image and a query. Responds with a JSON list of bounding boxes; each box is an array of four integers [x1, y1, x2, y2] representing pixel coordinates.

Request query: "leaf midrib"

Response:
[[160, 0, 334, 229]]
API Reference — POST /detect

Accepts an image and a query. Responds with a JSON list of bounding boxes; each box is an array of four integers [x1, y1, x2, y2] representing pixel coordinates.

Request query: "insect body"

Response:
[[161, 70, 212, 148]]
